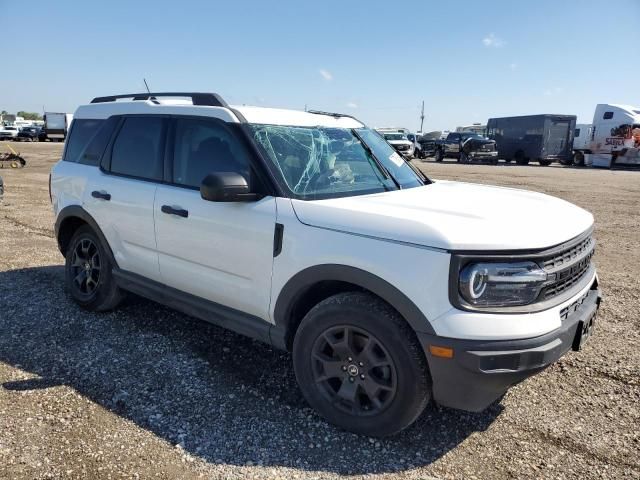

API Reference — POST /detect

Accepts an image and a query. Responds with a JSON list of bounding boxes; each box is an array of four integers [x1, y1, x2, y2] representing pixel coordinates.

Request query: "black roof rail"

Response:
[[307, 109, 365, 126], [90, 92, 228, 107]]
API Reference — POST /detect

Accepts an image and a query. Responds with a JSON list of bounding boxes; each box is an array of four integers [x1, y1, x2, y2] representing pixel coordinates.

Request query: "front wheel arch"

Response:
[[273, 264, 435, 350]]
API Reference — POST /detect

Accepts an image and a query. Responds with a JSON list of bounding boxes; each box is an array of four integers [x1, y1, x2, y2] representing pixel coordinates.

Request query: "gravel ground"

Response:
[[0, 143, 638, 479]]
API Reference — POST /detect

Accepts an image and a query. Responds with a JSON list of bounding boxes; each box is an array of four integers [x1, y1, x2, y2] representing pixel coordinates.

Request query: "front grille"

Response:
[[479, 144, 495, 152], [540, 233, 595, 300], [395, 144, 409, 151], [542, 235, 593, 270]]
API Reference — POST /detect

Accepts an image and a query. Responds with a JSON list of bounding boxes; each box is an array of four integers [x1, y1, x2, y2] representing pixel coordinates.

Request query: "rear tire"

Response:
[[293, 292, 431, 437], [538, 159, 552, 166], [65, 225, 124, 312]]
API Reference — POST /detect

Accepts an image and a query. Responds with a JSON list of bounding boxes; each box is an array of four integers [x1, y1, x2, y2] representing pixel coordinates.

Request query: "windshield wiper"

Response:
[[351, 129, 400, 190]]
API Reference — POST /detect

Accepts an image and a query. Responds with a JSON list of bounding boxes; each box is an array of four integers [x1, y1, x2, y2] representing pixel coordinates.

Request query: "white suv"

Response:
[[51, 92, 600, 437]]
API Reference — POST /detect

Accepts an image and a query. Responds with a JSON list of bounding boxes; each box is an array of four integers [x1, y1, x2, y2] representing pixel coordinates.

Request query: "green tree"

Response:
[[16, 111, 43, 120]]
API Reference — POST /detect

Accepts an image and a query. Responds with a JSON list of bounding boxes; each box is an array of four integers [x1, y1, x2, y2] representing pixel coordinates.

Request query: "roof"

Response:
[[74, 94, 364, 128], [232, 105, 364, 128]]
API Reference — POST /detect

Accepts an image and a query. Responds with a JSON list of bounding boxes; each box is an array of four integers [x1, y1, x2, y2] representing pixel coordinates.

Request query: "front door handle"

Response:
[[161, 205, 189, 218], [91, 190, 111, 201]]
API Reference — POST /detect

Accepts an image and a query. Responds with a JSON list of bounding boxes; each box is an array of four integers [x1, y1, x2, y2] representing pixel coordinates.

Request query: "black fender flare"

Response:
[[273, 264, 436, 338], [54, 205, 118, 267]]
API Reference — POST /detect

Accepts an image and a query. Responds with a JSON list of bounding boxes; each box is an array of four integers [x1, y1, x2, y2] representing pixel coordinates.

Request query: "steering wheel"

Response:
[[307, 168, 338, 189]]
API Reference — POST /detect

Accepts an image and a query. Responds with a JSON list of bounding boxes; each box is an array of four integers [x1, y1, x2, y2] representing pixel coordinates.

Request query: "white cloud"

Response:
[[543, 86, 564, 96], [346, 102, 358, 109], [318, 69, 333, 81], [509, 62, 518, 70], [482, 33, 505, 48]]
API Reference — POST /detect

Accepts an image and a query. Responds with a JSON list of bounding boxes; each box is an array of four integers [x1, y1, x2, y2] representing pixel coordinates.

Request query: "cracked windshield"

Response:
[[250, 125, 422, 199]]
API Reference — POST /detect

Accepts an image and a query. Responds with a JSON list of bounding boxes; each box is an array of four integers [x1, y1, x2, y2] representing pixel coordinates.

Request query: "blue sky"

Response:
[[1, 0, 638, 131]]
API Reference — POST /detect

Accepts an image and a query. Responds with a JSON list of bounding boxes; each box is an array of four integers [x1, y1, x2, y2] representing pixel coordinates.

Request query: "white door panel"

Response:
[[83, 169, 160, 281], [154, 184, 276, 320]]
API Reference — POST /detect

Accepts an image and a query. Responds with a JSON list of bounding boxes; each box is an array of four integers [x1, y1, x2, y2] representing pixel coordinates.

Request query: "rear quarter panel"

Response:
[[50, 160, 92, 216]]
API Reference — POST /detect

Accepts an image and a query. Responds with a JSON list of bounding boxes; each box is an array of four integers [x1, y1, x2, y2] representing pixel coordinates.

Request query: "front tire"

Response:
[[573, 151, 585, 166], [434, 149, 444, 162], [65, 225, 124, 311], [538, 159, 552, 166], [293, 292, 431, 437]]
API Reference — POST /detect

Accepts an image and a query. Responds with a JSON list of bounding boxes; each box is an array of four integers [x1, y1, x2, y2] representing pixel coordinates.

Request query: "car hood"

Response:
[[291, 180, 594, 251], [462, 137, 494, 146]]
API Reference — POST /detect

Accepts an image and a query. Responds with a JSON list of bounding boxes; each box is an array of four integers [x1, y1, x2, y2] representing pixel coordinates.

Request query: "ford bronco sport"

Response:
[[51, 92, 600, 437]]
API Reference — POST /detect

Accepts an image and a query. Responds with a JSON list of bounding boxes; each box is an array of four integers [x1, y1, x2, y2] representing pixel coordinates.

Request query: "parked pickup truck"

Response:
[[434, 132, 498, 164]]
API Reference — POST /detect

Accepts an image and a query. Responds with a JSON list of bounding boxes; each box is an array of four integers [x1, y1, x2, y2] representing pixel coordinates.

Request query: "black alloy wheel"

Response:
[[70, 238, 101, 297], [65, 225, 124, 311], [311, 325, 397, 416]]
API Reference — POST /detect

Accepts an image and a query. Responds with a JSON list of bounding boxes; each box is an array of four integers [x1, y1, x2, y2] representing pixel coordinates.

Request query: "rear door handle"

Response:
[[91, 190, 111, 201], [161, 205, 189, 218]]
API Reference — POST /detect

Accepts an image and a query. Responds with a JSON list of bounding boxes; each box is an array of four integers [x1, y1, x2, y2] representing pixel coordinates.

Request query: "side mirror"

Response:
[[200, 172, 260, 202]]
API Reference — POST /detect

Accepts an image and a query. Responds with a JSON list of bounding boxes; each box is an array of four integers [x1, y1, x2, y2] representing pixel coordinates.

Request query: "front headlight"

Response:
[[458, 261, 547, 307]]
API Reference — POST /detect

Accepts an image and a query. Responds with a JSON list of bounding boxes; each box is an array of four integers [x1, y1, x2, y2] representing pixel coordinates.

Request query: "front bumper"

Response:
[[469, 150, 498, 160], [417, 280, 601, 412]]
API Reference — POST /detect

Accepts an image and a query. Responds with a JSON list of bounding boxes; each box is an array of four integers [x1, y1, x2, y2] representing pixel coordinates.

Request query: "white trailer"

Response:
[[585, 104, 640, 168], [44, 112, 74, 142]]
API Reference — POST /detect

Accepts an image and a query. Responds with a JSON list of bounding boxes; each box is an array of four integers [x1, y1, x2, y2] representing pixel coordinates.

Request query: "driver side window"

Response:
[[172, 118, 250, 188]]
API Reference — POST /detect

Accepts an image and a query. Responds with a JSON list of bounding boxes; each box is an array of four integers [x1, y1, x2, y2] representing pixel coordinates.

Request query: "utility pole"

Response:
[[419, 100, 425, 133]]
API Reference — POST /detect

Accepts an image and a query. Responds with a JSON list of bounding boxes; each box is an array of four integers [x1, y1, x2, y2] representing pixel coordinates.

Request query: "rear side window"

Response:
[[80, 117, 119, 166], [603, 111, 613, 120], [110, 117, 164, 181], [64, 119, 104, 163]]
